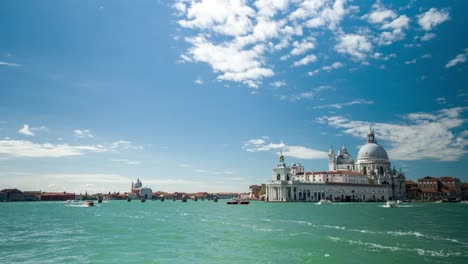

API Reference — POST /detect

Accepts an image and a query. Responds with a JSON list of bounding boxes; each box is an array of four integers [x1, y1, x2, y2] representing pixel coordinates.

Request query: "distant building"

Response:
[[39, 192, 75, 201], [130, 179, 153, 200], [405, 180, 420, 200], [0, 189, 24, 202]]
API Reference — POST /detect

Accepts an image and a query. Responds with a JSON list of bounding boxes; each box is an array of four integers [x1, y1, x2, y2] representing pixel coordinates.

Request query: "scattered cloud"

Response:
[[421, 54, 432, 59], [74, 129, 94, 138], [435, 97, 447, 105], [243, 138, 327, 160], [18, 125, 47, 137], [316, 107, 468, 161], [0, 139, 107, 158], [194, 78, 204, 85], [292, 54, 318, 67], [279, 85, 335, 102], [308, 62, 343, 76], [110, 159, 141, 165], [417, 8, 450, 31], [405, 59, 416, 65], [445, 48, 468, 69], [335, 34, 372, 60], [313, 99, 374, 109], [18, 125, 34, 136], [270, 81, 286, 88], [179, 164, 193, 168], [0, 61, 21, 67], [419, 33, 436, 41]]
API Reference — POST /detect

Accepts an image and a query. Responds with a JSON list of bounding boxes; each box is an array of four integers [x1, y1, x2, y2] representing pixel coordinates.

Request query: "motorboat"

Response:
[[227, 200, 250, 205], [127, 197, 131, 202], [97, 197, 103, 203], [84, 200, 94, 207], [317, 199, 332, 205], [383, 200, 397, 208]]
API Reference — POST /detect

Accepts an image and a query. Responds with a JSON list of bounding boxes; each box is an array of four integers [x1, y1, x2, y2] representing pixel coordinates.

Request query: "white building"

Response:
[[265, 126, 406, 202], [130, 179, 153, 200]]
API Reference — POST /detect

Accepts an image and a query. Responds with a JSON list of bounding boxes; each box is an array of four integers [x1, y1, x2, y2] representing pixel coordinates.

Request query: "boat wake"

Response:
[[328, 236, 463, 257]]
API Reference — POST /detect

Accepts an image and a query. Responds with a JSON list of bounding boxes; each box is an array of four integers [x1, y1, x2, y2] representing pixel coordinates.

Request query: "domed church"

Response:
[[328, 126, 406, 199]]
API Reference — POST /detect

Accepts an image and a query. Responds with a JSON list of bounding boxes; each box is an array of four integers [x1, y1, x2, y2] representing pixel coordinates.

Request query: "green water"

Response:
[[1, 201, 467, 263]]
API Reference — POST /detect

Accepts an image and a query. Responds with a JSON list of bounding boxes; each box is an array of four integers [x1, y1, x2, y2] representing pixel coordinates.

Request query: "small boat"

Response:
[[213, 197, 218, 202], [227, 197, 250, 205], [98, 197, 103, 203], [383, 200, 397, 208], [160, 197, 165, 202], [194, 196, 198, 202], [461, 201, 468, 204], [434, 200, 443, 203], [127, 197, 131, 202], [141, 198, 146, 203], [85, 200, 94, 207], [317, 199, 332, 205]]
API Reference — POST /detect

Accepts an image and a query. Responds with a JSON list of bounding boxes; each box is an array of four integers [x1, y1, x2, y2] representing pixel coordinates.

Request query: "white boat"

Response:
[[317, 199, 332, 205], [383, 201, 397, 208]]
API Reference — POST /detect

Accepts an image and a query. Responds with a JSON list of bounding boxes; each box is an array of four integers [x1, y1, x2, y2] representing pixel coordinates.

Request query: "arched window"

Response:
[[277, 174, 280, 180]]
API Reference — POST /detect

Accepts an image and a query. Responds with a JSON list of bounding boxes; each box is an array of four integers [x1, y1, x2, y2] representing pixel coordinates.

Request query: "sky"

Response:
[[0, 0, 467, 194]]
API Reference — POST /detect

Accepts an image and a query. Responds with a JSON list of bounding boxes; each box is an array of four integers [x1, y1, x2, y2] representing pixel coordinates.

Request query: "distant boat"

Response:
[[85, 200, 94, 207], [317, 199, 332, 205], [461, 201, 468, 204], [383, 200, 397, 208], [213, 197, 218, 202], [227, 201, 250, 205], [434, 200, 443, 203], [127, 197, 131, 202], [98, 197, 103, 203], [141, 198, 146, 203]]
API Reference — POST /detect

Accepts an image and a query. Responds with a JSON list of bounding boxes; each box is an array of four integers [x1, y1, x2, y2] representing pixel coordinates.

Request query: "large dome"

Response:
[[336, 153, 354, 164], [357, 143, 388, 161]]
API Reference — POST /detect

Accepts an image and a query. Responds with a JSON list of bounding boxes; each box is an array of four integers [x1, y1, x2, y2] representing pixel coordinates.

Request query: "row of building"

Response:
[[406, 177, 468, 201], [0, 189, 77, 202]]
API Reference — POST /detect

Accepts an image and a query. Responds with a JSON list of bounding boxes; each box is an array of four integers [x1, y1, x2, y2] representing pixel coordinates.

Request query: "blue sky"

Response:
[[0, 0, 467, 193]]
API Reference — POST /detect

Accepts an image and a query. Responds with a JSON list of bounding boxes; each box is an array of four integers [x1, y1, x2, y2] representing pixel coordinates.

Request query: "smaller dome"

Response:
[[336, 153, 354, 165], [134, 179, 142, 188]]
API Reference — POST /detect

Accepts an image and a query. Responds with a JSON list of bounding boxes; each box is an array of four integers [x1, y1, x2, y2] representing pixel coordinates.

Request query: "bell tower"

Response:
[[328, 146, 336, 171], [272, 151, 291, 181]]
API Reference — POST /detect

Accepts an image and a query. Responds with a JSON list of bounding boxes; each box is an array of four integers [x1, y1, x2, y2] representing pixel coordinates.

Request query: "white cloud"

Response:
[[178, 0, 255, 36], [243, 138, 327, 159], [0, 139, 107, 158], [316, 107, 468, 161], [293, 54, 317, 67], [291, 37, 316, 56], [110, 159, 141, 165], [435, 97, 447, 105], [421, 54, 432, 59], [279, 85, 335, 102], [0, 61, 21, 67], [420, 33, 436, 41], [313, 99, 374, 109], [405, 59, 416, 64], [194, 78, 204, 85], [417, 8, 450, 31], [445, 48, 468, 69], [309, 61, 343, 75], [109, 140, 143, 150], [363, 2, 397, 24], [271, 81, 286, 88], [184, 35, 273, 88], [73, 129, 94, 138], [335, 34, 372, 59], [18, 125, 34, 136]]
